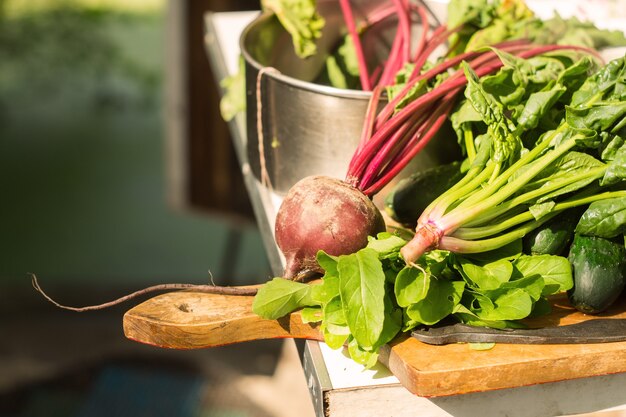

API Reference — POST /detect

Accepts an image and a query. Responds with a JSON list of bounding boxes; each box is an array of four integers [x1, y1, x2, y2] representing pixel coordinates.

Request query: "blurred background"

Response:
[[0, 0, 314, 415]]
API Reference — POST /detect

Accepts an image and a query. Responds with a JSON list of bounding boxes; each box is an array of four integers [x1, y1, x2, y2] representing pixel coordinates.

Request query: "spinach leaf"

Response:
[[252, 278, 316, 319], [498, 274, 545, 301], [322, 324, 349, 350], [453, 303, 511, 329], [529, 200, 556, 220], [311, 275, 339, 305], [481, 66, 525, 106], [323, 296, 350, 335], [337, 248, 387, 350], [529, 296, 552, 317], [538, 14, 626, 49], [404, 280, 465, 326], [516, 85, 566, 131], [576, 196, 626, 238], [348, 336, 379, 368], [599, 132, 625, 162], [316, 250, 338, 275], [394, 266, 431, 307], [478, 288, 533, 321], [300, 306, 322, 323], [469, 342, 496, 350], [376, 293, 403, 348], [458, 257, 513, 290], [566, 102, 626, 132], [366, 233, 407, 258], [521, 151, 606, 203], [555, 56, 595, 103], [570, 56, 625, 107], [512, 254, 572, 295], [602, 146, 626, 186]]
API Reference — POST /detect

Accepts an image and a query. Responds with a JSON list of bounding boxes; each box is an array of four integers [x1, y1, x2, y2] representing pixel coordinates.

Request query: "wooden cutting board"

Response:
[[123, 288, 626, 397]]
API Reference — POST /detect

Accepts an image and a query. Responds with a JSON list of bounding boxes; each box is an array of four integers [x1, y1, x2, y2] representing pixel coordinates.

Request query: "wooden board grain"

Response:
[[381, 294, 626, 397], [123, 289, 626, 397]]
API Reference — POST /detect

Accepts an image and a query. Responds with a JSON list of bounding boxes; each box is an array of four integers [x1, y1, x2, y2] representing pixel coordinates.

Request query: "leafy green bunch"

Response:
[[447, 0, 626, 55], [254, 52, 626, 367], [253, 232, 572, 366], [418, 52, 626, 256]]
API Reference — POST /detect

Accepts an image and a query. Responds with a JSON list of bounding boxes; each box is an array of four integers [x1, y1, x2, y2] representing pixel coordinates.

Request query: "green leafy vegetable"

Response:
[[469, 342, 496, 350], [576, 197, 626, 238], [394, 266, 430, 307], [337, 248, 386, 349], [458, 258, 513, 290], [261, 0, 325, 58], [252, 277, 315, 320], [219, 56, 246, 122], [512, 254, 572, 295], [404, 279, 465, 326]]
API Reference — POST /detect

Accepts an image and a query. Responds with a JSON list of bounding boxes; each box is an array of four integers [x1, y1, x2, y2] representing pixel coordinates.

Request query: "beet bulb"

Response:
[[275, 176, 386, 279]]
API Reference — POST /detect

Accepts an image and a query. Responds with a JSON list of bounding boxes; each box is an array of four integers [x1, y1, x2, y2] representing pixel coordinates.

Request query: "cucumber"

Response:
[[522, 209, 580, 256], [567, 233, 626, 314], [385, 162, 463, 227]]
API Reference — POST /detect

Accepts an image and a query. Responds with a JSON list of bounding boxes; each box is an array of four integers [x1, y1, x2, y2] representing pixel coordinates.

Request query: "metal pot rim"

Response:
[[239, 11, 373, 100]]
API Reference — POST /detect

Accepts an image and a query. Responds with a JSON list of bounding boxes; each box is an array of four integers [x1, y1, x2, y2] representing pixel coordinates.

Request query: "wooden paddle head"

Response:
[[123, 288, 323, 349]]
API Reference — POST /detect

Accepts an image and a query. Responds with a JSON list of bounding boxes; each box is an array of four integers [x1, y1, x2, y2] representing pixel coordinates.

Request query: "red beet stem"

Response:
[[372, 40, 531, 131], [359, 110, 425, 188], [361, 94, 457, 195], [352, 85, 384, 159], [409, 24, 461, 79], [339, 0, 371, 90], [393, 0, 411, 63], [378, 23, 406, 87]]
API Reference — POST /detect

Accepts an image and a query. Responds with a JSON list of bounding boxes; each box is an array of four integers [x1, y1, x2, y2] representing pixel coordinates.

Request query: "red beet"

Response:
[[275, 176, 386, 278]]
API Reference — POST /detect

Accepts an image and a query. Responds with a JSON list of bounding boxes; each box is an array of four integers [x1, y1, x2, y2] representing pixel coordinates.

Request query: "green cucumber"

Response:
[[385, 162, 463, 227], [567, 233, 626, 314], [522, 209, 581, 256]]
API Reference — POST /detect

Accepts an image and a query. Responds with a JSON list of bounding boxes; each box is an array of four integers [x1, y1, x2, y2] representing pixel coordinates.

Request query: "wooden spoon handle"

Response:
[[122, 288, 323, 349]]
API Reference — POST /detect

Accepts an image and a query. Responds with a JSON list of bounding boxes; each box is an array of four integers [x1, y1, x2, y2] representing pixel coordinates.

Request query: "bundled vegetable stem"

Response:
[[402, 54, 626, 262]]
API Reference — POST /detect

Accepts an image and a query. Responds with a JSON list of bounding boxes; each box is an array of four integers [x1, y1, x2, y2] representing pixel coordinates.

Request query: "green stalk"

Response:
[[452, 209, 538, 240], [488, 160, 502, 184], [460, 165, 607, 228], [464, 126, 476, 163], [439, 217, 551, 253], [546, 190, 626, 212], [421, 164, 495, 222], [446, 190, 626, 245], [453, 125, 566, 211], [440, 133, 579, 232]]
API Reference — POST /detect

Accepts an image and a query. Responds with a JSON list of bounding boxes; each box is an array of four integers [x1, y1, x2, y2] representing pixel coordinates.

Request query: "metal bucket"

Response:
[[240, 1, 459, 195]]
